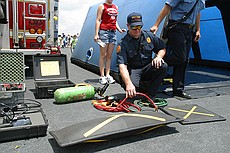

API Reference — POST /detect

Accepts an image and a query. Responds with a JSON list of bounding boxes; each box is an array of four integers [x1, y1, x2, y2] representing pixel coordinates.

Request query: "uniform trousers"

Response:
[[128, 62, 168, 97], [165, 24, 193, 93]]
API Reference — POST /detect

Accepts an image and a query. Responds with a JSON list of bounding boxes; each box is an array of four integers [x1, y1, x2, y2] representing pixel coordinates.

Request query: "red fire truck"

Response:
[[0, 0, 59, 77]]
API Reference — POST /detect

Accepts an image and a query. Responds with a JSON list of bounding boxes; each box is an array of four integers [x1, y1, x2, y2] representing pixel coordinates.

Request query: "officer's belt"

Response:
[[169, 20, 194, 29]]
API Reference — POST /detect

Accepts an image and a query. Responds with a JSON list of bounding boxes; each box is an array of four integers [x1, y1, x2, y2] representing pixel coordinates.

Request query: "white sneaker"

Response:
[[99, 76, 107, 85], [106, 75, 115, 84]]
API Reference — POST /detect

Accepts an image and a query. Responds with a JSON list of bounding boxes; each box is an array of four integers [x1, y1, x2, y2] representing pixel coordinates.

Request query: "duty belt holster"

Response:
[[162, 0, 199, 39]]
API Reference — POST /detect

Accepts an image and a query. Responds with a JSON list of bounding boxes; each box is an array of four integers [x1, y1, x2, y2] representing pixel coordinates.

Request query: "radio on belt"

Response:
[[33, 54, 75, 99]]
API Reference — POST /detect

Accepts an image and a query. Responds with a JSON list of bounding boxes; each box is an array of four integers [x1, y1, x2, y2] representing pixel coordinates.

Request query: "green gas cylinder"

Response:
[[54, 84, 95, 103]]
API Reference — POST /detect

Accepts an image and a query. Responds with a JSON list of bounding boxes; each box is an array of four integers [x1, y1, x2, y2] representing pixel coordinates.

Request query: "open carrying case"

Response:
[[0, 52, 26, 104], [0, 52, 48, 142], [0, 107, 48, 142], [33, 54, 75, 99]]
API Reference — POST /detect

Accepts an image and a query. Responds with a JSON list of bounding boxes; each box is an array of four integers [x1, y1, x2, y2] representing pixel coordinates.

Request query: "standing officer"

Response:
[[150, 0, 205, 99], [117, 12, 167, 100]]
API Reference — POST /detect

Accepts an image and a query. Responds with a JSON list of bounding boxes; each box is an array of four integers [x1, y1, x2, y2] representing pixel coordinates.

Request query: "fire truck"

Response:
[[0, 0, 59, 77]]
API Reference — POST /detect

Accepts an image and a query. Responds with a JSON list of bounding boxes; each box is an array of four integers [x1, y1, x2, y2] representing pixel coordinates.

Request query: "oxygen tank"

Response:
[[54, 84, 95, 103]]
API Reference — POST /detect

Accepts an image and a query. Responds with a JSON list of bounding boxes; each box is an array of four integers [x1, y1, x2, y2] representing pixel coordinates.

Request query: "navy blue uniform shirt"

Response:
[[117, 30, 166, 69]]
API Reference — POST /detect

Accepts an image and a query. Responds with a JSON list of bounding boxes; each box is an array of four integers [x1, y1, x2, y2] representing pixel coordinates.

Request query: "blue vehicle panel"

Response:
[[72, 0, 230, 72]]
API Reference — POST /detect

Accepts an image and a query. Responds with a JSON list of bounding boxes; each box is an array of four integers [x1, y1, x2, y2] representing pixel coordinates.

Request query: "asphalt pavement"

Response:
[[1, 48, 230, 153]]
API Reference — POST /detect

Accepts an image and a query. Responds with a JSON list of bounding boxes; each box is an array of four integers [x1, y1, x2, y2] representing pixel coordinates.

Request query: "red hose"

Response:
[[92, 92, 158, 112]]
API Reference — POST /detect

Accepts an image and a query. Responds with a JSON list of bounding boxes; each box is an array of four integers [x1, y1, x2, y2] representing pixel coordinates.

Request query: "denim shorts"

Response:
[[99, 30, 117, 45]]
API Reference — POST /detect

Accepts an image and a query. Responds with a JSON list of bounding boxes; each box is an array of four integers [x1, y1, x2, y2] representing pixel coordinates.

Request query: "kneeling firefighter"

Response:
[[117, 12, 167, 101]]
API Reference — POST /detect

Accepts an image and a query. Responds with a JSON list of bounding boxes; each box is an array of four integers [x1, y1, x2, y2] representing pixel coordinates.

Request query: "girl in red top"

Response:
[[94, 0, 125, 85]]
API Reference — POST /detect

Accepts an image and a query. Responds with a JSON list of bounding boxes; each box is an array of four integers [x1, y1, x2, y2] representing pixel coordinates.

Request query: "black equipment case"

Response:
[[0, 52, 48, 142], [0, 108, 48, 142], [33, 54, 75, 99]]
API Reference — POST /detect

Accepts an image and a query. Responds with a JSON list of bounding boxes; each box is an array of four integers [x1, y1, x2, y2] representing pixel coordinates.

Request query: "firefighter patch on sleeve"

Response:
[[116, 45, 121, 53]]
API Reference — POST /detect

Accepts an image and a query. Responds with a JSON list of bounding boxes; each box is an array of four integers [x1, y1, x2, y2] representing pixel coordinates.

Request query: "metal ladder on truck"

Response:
[[22, 0, 50, 79], [22, 0, 49, 55]]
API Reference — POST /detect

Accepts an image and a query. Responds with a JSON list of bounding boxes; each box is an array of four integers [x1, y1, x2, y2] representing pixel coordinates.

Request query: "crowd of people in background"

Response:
[[58, 33, 79, 51]]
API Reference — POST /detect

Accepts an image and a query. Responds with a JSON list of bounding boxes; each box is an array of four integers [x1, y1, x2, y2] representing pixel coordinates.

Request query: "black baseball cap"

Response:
[[127, 12, 143, 27]]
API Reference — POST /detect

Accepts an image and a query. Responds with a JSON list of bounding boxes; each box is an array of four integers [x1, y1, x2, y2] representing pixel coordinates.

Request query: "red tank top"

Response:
[[100, 3, 118, 31]]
